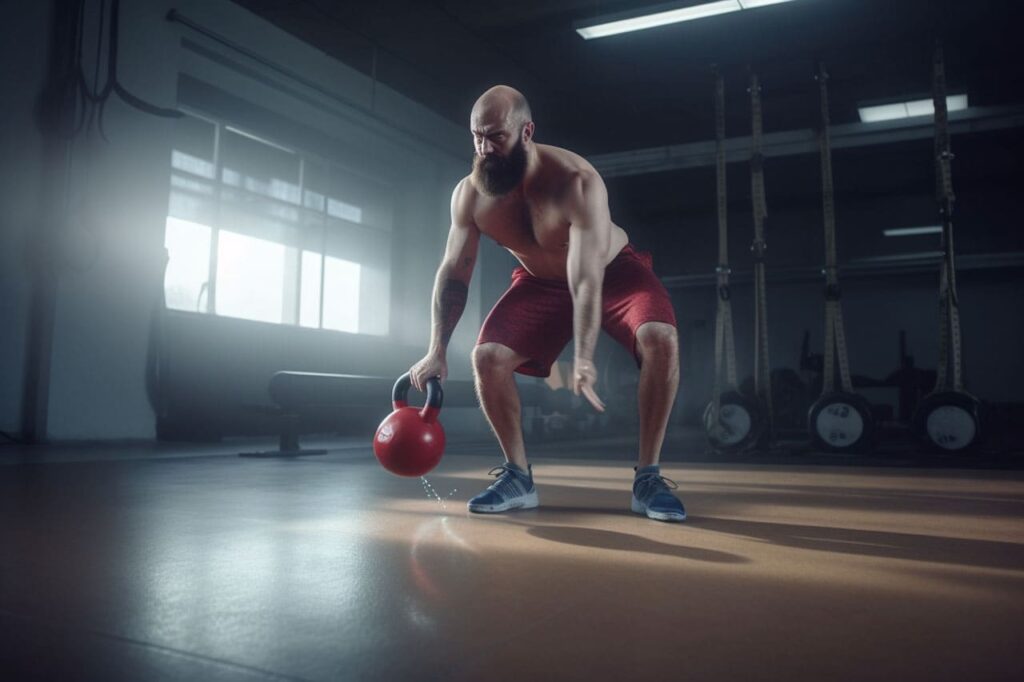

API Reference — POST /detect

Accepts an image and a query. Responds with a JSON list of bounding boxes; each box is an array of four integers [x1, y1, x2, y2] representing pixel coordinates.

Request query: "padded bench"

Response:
[[239, 371, 538, 457]]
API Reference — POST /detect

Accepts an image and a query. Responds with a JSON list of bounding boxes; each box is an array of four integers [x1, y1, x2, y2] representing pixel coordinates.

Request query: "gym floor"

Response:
[[2, 433, 1022, 681]]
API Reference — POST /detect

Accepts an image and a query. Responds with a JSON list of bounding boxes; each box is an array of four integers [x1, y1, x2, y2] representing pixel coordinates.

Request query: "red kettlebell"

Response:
[[373, 373, 445, 477]]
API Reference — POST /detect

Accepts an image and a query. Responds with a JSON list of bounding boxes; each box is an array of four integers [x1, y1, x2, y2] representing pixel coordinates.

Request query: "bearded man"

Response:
[[409, 85, 685, 522]]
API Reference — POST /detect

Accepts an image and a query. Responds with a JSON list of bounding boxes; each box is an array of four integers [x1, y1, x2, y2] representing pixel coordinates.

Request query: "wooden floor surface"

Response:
[[1, 437, 1022, 681]]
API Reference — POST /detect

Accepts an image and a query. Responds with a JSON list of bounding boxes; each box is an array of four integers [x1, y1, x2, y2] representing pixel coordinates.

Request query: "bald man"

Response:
[[409, 85, 685, 522]]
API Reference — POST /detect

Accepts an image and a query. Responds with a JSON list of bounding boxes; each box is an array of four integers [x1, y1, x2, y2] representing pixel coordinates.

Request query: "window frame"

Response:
[[165, 106, 392, 336]]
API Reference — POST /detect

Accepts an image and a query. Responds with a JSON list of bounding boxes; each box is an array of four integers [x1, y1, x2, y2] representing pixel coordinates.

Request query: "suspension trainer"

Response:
[[807, 62, 874, 452], [704, 68, 766, 453], [912, 44, 983, 453], [749, 71, 774, 447]]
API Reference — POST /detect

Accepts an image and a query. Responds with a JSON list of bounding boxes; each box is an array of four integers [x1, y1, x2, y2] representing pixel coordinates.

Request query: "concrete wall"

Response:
[[0, 2, 53, 435], [0, 0, 489, 440]]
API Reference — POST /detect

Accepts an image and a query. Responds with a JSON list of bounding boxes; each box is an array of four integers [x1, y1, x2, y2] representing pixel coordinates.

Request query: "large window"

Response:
[[164, 111, 392, 335]]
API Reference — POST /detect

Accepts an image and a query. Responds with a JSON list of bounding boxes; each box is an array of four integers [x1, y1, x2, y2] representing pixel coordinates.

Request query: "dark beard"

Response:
[[471, 137, 527, 197]]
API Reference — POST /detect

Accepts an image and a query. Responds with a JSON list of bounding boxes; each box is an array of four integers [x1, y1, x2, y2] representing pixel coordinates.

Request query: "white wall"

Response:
[[2, 0, 480, 440]]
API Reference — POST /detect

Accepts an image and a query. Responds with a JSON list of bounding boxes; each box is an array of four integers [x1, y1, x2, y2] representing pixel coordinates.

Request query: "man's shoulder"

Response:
[[535, 145, 604, 203], [537, 144, 601, 184], [451, 175, 481, 221], [452, 175, 480, 201]]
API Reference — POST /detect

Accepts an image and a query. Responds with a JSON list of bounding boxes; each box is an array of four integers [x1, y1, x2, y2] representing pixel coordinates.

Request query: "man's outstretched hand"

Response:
[[573, 358, 605, 412]]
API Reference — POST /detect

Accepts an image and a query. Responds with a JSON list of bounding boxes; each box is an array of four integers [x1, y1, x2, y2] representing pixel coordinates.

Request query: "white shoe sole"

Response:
[[631, 495, 686, 522], [467, 490, 539, 514]]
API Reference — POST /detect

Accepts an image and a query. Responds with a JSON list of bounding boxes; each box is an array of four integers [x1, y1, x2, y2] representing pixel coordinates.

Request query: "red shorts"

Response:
[[477, 245, 677, 377]]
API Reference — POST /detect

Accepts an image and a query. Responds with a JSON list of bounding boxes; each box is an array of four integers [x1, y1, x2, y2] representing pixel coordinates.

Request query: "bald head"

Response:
[[471, 85, 533, 132]]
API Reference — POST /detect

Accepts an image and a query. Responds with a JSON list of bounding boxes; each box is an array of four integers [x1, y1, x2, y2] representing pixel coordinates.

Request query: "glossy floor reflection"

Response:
[[1, 438, 1022, 681]]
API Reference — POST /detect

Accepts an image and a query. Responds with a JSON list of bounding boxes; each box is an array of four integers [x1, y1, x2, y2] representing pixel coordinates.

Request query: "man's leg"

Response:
[[467, 342, 538, 513], [472, 342, 531, 469], [631, 321, 686, 521], [635, 321, 680, 468]]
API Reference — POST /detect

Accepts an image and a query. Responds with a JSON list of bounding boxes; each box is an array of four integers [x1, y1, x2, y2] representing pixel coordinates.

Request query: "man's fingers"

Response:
[[574, 376, 605, 412], [581, 384, 605, 412]]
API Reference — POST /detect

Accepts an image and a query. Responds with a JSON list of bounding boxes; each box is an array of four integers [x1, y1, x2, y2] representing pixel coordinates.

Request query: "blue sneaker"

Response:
[[631, 465, 686, 522], [467, 462, 539, 513]]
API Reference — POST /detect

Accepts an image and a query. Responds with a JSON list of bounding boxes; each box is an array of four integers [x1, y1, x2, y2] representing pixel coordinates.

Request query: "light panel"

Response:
[[859, 95, 968, 123], [575, 0, 802, 40], [883, 226, 942, 237], [576, 1, 741, 39]]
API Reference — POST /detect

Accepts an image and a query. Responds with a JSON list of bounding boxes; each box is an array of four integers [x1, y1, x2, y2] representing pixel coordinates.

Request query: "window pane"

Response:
[[164, 217, 211, 312], [221, 128, 300, 204], [321, 256, 360, 334], [219, 187, 301, 244], [299, 250, 322, 328], [323, 220, 390, 336], [215, 230, 286, 324], [303, 159, 327, 212], [328, 165, 393, 231], [326, 197, 362, 223], [171, 114, 216, 179], [169, 114, 218, 225]]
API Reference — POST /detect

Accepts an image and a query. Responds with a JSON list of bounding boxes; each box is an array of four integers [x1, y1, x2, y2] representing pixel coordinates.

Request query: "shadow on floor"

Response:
[[523, 524, 748, 564], [687, 515, 1024, 571]]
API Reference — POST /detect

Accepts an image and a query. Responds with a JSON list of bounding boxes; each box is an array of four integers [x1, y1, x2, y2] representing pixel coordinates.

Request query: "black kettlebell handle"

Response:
[[392, 372, 444, 421]]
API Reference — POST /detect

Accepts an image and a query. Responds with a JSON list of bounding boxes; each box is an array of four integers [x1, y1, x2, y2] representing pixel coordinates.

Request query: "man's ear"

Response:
[[522, 121, 535, 143]]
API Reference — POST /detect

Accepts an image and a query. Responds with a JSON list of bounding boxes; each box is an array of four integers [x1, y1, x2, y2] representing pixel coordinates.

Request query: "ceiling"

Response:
[[229, 0, 1021, 156], [227, 0, 1023, 271]]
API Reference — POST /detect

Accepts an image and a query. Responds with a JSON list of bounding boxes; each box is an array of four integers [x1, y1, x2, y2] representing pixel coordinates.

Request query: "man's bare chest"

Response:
[[474, 197, 570, 253]]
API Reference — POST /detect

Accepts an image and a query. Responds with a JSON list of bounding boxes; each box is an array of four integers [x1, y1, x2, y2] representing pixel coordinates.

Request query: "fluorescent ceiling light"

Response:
[[883, 226, 942, 237], [575, 0, 800, 40], [859, 95, 968, 123], [576, 1, 741, 39]]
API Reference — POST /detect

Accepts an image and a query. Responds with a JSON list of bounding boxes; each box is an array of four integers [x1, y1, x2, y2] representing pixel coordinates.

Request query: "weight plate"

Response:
[[704, 391, 765, 453], [912, 390, 983, 453], [814, 401, 864, 446], [925, 404, 977, 451], [808, 392, 874, 453], [706, 402, 753, 446]]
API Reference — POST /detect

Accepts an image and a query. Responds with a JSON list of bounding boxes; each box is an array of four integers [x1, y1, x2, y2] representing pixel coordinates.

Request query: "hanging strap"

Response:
[[932, 44, 963, 392], [749, 72, 773, 421], [711, 68, 739, 420], [817, 63, 854, 395]]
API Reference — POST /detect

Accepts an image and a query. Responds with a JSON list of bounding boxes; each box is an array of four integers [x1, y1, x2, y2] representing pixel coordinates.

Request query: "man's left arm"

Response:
[[566, 170, 611, 412]]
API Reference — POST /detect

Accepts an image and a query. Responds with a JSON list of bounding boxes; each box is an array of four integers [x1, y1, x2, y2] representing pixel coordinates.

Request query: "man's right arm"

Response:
[[410, 178, 480, 390]]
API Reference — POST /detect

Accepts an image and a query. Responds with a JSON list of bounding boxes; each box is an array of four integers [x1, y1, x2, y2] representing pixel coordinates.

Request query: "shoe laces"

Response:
[[635, 472, 679, 496], [487, 464, 530, 497]]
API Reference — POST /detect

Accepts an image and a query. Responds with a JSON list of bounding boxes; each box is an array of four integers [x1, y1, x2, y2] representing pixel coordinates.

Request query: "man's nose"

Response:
[[478, 139, 495, 155]]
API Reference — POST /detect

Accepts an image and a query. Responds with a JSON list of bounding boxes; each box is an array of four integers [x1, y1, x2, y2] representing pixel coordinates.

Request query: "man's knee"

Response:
[[472, 342, 520, 378], [636, 322, 678, 364]]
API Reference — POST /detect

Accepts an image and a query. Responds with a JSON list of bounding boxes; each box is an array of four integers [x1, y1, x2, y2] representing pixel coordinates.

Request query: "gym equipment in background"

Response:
[[374, 373, 446, 477], [806, 63, 874, 452], [912, 45, 984, 453], [801, 329, 936, 432], [238, 372, 484, 458], [704, 68, 767, 453], [748, 70, 775, 449]]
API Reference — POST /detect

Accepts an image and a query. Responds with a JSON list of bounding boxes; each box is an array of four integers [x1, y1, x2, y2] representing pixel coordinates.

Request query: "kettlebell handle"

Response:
[[392, 372, 444, 422]]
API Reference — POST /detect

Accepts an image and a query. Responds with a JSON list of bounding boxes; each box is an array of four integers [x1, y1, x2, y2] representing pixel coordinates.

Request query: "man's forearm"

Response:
[[429, 267, 469, 354], [571, 277, 602, 362]]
